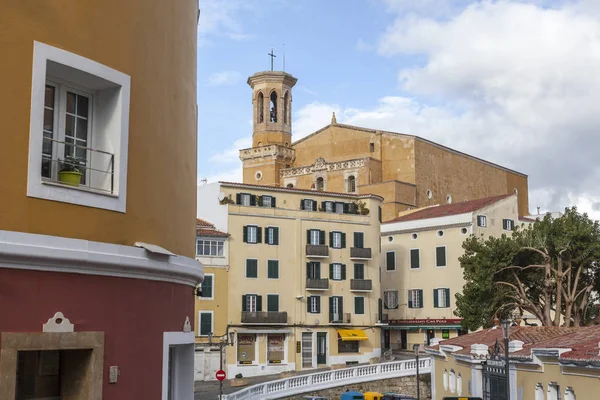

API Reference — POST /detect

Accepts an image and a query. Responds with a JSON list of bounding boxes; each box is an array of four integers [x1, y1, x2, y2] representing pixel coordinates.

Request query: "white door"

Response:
[[194, 348, 223, 381]]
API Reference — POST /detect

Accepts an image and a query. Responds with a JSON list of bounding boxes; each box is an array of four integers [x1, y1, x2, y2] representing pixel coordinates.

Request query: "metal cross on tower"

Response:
[[268, 48, 276, 71]]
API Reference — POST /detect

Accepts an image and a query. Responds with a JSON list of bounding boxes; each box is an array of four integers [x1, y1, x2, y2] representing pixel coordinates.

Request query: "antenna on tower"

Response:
[[283, 43, 286, 72]]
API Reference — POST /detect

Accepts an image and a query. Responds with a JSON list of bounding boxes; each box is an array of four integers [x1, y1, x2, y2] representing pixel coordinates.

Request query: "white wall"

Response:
[[197, 183, 229, 233]]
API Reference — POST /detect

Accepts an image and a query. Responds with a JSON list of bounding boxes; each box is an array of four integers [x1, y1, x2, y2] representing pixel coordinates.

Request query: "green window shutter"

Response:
[[268, 260, 279, 279], [242, 295, 247, 312], [436, 247, 446, 267], [200, 313, 212, 335], [306, 262, 311, 279], [355, 297, 364, 315], [410, 249, 420, 269], [265, 228, 271, 244], [243, 226, 248, 243], [354, 264, 364, 279], [315, 262, 320, 279], [316, 296, 321, 313], [271, 197, 276, 208], [249, 195, 257, 206], [307, 296, 312, 312], [341, 264, 346, 280], [329, 264, 334, 279], [273, 227, 279, 245], [300, 199, 305, 210], [386, 252, 395, 271], [408, 292, 413, 309], [338, 297, 343, 315], [312, 201, 317, 212], [268, 295, 279, 312], [341, 233, 346, 248], [256, 227, 262, 243], [247, 259, 258, 278], [307, 230, 311, 244], [319, 230, 326, 245], [445, 288, 451, 308], [418, 290, 423, 308], [257, 196, 263, 207], [434, 289, 439, 308], [378, 206, 382, 223], [343, 203, 349, 214], [329, 297, 334, 315], [256, 295, 262, 312], [236, 193, 241, 204], [329, 231, 334, 248], [201, 275, 213, 298]]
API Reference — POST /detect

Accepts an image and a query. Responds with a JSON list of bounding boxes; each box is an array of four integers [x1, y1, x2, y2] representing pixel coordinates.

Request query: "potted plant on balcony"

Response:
[[57, 156, 86, 186]]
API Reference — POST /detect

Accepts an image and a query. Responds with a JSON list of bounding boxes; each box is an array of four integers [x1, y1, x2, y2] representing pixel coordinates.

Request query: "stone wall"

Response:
[[282, 374, 432, 400]]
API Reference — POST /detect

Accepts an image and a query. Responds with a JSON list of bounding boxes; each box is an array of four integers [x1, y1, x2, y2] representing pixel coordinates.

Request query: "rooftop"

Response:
[[196, 218, 228, 238], [384, 194, 514, 224], [219, 181, 384, 201]]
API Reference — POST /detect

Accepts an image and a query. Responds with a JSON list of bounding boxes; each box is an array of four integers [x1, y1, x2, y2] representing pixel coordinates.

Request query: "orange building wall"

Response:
[[0, 0, 198, 257]]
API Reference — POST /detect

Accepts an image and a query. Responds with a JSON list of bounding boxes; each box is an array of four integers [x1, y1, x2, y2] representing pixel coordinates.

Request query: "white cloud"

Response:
[[356, 38, 373, 52], [209, 137, 252, 164], [205, 71, 242, 86], [198, 0, 254, 46], [293, 102, 342, 140], [201, 165, 243, 184]]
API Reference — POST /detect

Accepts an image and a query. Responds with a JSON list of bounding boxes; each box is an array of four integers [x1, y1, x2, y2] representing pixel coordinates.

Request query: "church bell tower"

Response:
[[239, 70, 297, 186]]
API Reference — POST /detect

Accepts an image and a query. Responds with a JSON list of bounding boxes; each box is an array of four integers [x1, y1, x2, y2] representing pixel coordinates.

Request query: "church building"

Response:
[[239, 70, 529, 221]]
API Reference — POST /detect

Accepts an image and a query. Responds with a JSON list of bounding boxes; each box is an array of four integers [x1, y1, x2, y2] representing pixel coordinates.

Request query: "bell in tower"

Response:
[[240, 65, 298, 186]]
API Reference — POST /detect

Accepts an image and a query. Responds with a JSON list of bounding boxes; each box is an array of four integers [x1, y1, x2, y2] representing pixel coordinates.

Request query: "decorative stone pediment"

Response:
[[42, 312, 74, 333], [313, 157, 327, 171]]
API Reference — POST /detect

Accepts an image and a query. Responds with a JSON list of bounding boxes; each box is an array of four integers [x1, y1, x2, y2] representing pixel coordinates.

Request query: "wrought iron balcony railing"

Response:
[[350, 279, 372, 292], [350, 247, 372, 260], [306, 245, 329, 258], [329, 312, 351, 324], [241, 311, 288, 324], [306, 278, 329, 290]]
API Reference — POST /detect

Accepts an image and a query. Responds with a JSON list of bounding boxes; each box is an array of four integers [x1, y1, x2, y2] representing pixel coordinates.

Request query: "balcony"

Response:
[[329, 312, 351, 324], [350, 247, 372, 260], [350, 279, 373, 292], [378, 313, 389, 323], [306, 278, 329, 291], [306, 245, 329, 258], [241, 311, 288, 324], [42, 138, 115, 194]]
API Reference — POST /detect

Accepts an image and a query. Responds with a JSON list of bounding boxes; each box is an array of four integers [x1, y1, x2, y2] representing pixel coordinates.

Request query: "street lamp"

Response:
[[501, 320, 511, 400], [208, 330, 236, 400], [413, 343, 420, 400]]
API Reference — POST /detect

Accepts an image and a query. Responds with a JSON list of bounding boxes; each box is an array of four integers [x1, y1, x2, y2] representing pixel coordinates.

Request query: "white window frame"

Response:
[[408, 289, 422, 308], [477, 215, 487, 228], [28, 41, 131, 212], [267, 259, 279, 280], [309, 296, 320, 313], [332, 263, 342, 280], [325, 201, 334, 212], [503, 218, 515, 231], [309, 229, 320, 245], [266, 226, 277, 245], [246, 294, 257, 312], [332, 231, 342, 249], [384, 290, 399, 309], [240, 193, 251, 206], [196, 239, 225, 257], [266, 293, 279, 312], [435, 246, 447, 268], [386, 250, 396, 271], [303, 199, 314, 210], [247, 226, 258, 244], [437, 288, 449, 308], [262, 195, 272, 207], [409, 248, 421, 269], [199, 273, 215, 300], [197, 310, 214, 337], [354, 296, 365, 315], [335, 202, 344, 214], [246, 259, 258, 279]]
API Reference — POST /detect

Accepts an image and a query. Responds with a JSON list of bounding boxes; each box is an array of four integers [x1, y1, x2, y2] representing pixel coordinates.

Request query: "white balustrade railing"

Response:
[[222, 357, 431, 400]]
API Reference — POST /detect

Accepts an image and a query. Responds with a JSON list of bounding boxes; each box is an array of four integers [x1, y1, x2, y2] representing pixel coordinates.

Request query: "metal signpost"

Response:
[[208, 331, 236, 400]]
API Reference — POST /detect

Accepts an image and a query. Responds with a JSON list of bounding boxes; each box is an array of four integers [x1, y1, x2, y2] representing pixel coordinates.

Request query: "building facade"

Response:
[[0, 1, 202, 399], [197, 182, 384, 378], [379, 194, 521, 350], [426, 325, 600, 400], [239, 71, 530, 222], [194, 219, 230, 381]]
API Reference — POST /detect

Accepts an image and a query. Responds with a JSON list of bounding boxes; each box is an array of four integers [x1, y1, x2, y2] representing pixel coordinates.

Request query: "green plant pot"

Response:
[[58, 171, 82, 186]]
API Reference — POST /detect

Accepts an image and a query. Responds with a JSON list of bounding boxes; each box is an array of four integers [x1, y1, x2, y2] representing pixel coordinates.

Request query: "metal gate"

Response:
[[483, 340, 507, 400]]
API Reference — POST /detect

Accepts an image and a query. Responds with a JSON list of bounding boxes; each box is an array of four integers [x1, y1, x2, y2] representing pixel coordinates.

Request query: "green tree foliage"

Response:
[[455, 207, 600, 330]]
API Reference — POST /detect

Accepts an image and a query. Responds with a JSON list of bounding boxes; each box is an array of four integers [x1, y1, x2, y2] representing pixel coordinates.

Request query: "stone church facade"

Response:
[[240, 71, 529, 221]]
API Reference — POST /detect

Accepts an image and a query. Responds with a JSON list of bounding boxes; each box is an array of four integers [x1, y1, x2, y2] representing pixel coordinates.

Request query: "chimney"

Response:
[[471, 344, 488, 356], [509, 340, 524, 352], [537, 206, 541, 215]]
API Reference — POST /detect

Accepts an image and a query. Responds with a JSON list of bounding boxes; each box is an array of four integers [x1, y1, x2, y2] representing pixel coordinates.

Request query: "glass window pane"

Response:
[[76, 117, 88, 140], [41, 157, 52, 178], [210, 241, 217, 256], [203, 242, 210, 255], [42, 136, 53, 156], [75, 143, 87, 160], [66, 92, 76, 114], [44, 86, 55, 107], [217, 242, 224, 256], [65, 115, 75, 138], [77, 95, 89, 118], [44, 108, 54, 132]]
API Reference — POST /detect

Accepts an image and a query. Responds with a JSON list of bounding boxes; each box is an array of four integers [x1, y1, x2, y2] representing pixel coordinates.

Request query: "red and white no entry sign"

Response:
[[216, 369, 226, 381]]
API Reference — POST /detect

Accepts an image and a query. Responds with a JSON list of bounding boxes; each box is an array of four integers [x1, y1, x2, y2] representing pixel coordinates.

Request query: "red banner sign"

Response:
[[388, 318, 462, 325]]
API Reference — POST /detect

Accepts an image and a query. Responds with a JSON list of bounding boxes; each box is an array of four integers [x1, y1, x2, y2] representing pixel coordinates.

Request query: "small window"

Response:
[[335, 202, 344, 214], [257, 92, 264, 123], [287, 183, 294, 188], [307, 262, 321, 279], [316, 177, 324, 191], [410, 249, 420, 269], [244, 294, 259, 312], [354, 264, 365, 279], [408, 289, 423, 308], [434, 288, 450, 308], [384, 290, 399, 309], [244, 225, 261, 244], [386, 251, 396, 271], [503, 219, 514, 231], [331, 231, 344, 249], [196, 239, 225, 257], [199, 274, 214, 299], [353, 232, 364, 248], [330, 263, 344, 280], [477, 215, 487, 227], [338, 338, 359, 353], [436, 246, 447, 267], [354, 297, 365, 314], [387, 236, 393, 243], [246, 259, 258, 278], [411, 233, 418, 240], [240, 193, 251, 206], [347, 176, 356, 193], [437, 230, 444, 237], [267, 294, 279, 312], [308, 229, 323, 246], [302, 199, 316, 211], [369, 143, 375, 153], [265, 227, 279, 245], [460, 227, 468, 234], [324, 201, 334, 212], [268, 260, 279, 279], [308, 296, 321, 313], [261, 195, 275, 207], [426, 189, 433, 199], [199, 312, 213, 336]]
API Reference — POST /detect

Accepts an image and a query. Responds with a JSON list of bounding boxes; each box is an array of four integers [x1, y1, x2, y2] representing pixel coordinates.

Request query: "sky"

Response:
[[197, 0, 600, 220]]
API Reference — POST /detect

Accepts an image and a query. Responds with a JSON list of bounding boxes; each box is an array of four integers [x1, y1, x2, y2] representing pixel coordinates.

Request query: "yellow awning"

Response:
[[337, 329, 369, 341]]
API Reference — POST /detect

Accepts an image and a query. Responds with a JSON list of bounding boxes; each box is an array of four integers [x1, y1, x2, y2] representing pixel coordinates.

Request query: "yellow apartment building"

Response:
[[197, 181, 384, 378], [239, 70, 530, 222], [379, 194, 521, 350], [426, 325, 600, 400], [194, 218, 230, 381]]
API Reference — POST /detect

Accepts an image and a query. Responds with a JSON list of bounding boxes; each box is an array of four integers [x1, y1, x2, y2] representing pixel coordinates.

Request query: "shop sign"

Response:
[[388, 318, 462, 325]]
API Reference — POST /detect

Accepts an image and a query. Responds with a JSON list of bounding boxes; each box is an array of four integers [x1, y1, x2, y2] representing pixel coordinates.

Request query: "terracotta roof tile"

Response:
[[384, 194, 514, 224], [196, 219, 228, 237]]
